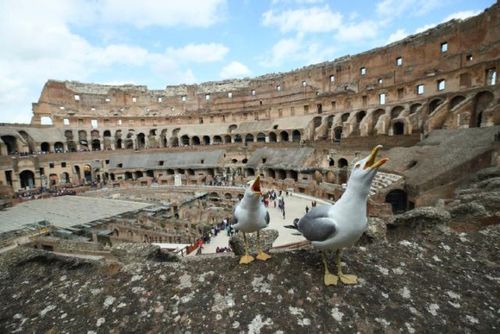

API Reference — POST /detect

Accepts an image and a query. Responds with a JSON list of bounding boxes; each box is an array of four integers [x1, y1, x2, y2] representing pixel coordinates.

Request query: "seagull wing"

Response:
[[297, 205, 337, 242], [265, 211, 270, 226]]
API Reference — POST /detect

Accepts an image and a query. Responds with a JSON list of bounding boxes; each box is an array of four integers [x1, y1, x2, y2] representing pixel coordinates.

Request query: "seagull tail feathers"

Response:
[[284, 218, 301, 232]]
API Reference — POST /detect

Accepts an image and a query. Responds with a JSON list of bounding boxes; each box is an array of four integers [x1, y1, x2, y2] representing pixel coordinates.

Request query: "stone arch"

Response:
[[54, 142, 64, 153], [160, 129, 168, 147], [19, 130, 35, 153], [61, 172, 70, 184], [355, 110, 366, 123], [280, 131, 289, 142], [192, 136, 200, 145], [213, 135, 222, 144], [341, 113, 350, 122], [83, 164, 92, 182], [41, 142, 50, 153], [292, 130, 301, 142], [136, 133, 146, 149], [333, 127, 342, 142], [390, 106, 404, 119], [409, 103, 422, 114], [103, 130, 112, 137], [289, 170, 298, 181], [78, 130, 88, 149], [269, 132, 277, 142], [224, 193, 232, 199], [49, 173, 58, 186], [91, 129, 100, 139], [203, 135, 210, 145], [234, 134, 242, 143], [257, 132, 266, 142], [91, 139, 101, 151], [116, 139, 123, 149], [338, 158, 348, 168], [228, 124, 238, 133], [1, 135, 18, 154], [471, 91, 494, 128], [19, 170, 35, 188], [276, 169, 286, 180], [371, 109, 386, 135], [449, 95, 466, 110], [393, 121, 405, 135], [245, 134, 254, 143], [267, 169, 276, 178], [313, 116, 322, 128], [181, 135, 190, 146], [124, 171, 133, 180], [246, 168, 255, 177], [385, 189, 408, 213], [224, 135, 232, 144], [429, 98, 443, 114]]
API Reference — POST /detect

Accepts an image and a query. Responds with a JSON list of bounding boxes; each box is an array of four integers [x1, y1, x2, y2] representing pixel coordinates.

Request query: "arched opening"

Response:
[[103, 130, 111, 137], [409, 103, 421, 114], [170, 137, 179, 147], [41, 142, 50, 153], [124, 171, 133, 180], [146, 170, 154, 177], [280, 131, 289, 142], [135, 171, 144, 179], [19, 170, 35, 188], [292, 130, 301, 142], [390, 106, 404, 119], [385, 189, 408, 214], [78, 130, 88, 150], [313, 116, 322, 128], [19, 131, 35, 153], [83, 164, 92, 183], [234, 134, 242, 143], [472, 91, 494, 128], [213, 136, 222, 144], [393, 121, 405, 135], [136, 133, 146, 149], [91, 139, 101, 151], [160, 129, 168, 147], [269, 132, 277, 142], [289, 170, 298, 181], [276, 169, 286, 180], [61, 172, 70, 184], [54, 142, 64, 153], [192, 136, 200, 145], [49, 173, 58, 186], [224, 135, 232, 144], [224, 193, 232, 199], [429, 98, 443, 114], [267, 169, 276, 178], [1, 135, 18, 154], [257, 133, 266, 142], [341, 113, 350, 122], [203, 136, 210, 145], [181, 135, 190, 146], [246, 168, 255, 177], [228, 124, 238, 133], [74, 166, 81, 182], [63, 130, 76, 152], [371, 109, 385, 135], [116, 139, 123, 149], [328, 158, 335, 167], [245, 134, 254, 143], [449, 95, 466, 110], [338, 158, 348, 168], [333, 127, 342, 142], [356, 110, 366, 123], [187, 169, 195, 176]]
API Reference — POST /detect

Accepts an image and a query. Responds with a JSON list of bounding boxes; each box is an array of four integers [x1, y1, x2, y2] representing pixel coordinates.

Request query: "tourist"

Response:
[[305, 205, 309, 213]]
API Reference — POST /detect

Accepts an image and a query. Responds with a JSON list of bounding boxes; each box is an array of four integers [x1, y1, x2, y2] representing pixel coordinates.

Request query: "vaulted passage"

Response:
[[385, 189, 408, 214], [19, 170, 35, 188]]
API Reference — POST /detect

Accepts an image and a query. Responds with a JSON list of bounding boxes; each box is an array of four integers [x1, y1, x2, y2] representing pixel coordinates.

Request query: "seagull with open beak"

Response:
[[233, 175, 271, 264], [291, 145, 388, 285]]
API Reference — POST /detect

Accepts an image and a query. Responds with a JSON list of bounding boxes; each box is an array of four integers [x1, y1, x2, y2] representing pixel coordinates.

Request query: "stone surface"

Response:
[[1, 225, 499, 333], [229, 229, 279, 256], [387, 207, 451, 241]]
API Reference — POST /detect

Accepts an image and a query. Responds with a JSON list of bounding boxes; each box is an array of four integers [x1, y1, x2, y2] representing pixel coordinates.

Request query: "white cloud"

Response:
[[0, 0, 227, 123], [260, 37, 302, 67], [219, 61, 251, 79], [262, 6, 342, 34], [166, 43, 229, 63], [335, 20, 379, 42], [376, 0, 441, 18], [386, 29, 409, 44], [415, 10, 480, 33]]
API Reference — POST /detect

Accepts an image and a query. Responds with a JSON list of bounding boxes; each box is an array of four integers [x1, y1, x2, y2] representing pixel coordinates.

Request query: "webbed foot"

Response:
[[324, 273, 339, 286], [256, 251, 271, 261], [339, 274, 358, 285], [239, 255, 255, 265]]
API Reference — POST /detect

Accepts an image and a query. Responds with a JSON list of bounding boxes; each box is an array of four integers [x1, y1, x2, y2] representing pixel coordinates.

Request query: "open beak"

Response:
[[364, 145, 388, 170], [252, 175, 262, 194]]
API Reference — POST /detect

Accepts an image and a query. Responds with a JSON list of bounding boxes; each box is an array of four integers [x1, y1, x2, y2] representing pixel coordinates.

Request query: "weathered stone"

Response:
[[229, 229, 279, 256], [359, 217, 387, 244], [447, 202, 488, 219], [387, 207, 451, 241]]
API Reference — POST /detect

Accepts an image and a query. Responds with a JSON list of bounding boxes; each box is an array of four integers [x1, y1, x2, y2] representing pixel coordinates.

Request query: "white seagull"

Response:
[[293, 145, 388, 285], [233, 175, 271, 264]]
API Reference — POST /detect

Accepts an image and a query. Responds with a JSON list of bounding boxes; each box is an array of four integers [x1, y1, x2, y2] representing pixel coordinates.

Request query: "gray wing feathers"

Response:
[[265, 211, 270, 225], [297, 205, 336, 242]]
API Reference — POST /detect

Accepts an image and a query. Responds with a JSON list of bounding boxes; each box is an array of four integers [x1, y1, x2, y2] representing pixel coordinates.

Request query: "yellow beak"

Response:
[[364, 145, 388, 170], [252, 175, 262, 194]]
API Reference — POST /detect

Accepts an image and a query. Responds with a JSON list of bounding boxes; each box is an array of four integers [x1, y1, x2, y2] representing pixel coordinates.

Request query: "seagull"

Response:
[[291, 145, 388, 285], [233, 175, 271, 264]]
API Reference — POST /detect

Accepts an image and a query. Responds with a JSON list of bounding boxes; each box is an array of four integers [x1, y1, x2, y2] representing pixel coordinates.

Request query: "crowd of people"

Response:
[[263, 189, 288, 219], [16, 186, 77, 201]]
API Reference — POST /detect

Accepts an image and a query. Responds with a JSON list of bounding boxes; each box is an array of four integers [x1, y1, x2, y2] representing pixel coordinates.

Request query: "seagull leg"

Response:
[[322, 251, 338, 286], [256, 230, 271, 261], [239, 232, 255, 265], [336, 249, 358, 284]]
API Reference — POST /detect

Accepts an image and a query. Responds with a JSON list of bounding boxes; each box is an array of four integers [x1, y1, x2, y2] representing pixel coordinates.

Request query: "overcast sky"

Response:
[[0, 0, 494, 123]]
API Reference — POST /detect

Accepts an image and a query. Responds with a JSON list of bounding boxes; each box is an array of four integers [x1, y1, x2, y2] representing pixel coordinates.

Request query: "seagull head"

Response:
[[244, 175, 262, 200], [347, 145, 388, 195]]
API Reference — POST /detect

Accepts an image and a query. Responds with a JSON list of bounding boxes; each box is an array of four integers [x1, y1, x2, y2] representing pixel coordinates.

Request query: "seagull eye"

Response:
[[355, 163, 361, 169]]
